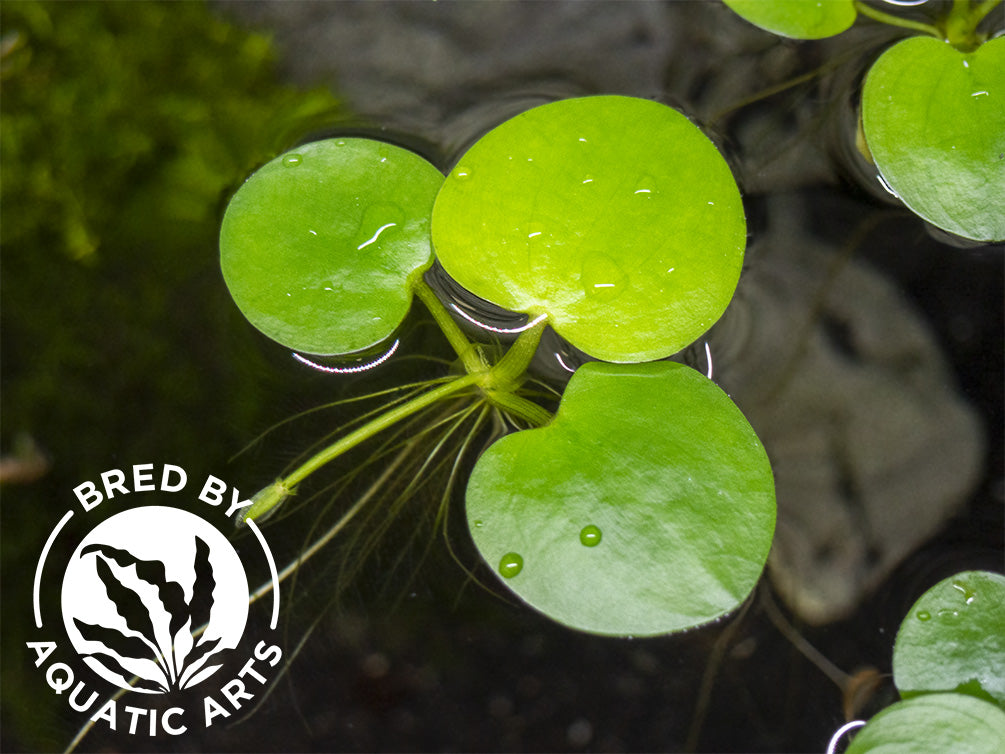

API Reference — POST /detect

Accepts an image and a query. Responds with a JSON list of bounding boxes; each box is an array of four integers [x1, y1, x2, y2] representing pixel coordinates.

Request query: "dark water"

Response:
[[2, 2, 1002, 752]]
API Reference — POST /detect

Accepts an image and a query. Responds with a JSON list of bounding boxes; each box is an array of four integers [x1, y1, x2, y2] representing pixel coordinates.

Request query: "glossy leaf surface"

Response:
[[862, 36, 1005, 242], [466, 361, 775, 636], [724, 0, 856, 39], [892, 570, 1005, 709], [432, 96, 746, 363], [220, 138, 443, 355], [846, 693, 1005, 754]]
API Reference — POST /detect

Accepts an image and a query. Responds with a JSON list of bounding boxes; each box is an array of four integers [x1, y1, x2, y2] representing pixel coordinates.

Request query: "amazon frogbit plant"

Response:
[[219, 95, 776, 637], [724, 0, 1005, 243], [834, 569, 1005, 753]]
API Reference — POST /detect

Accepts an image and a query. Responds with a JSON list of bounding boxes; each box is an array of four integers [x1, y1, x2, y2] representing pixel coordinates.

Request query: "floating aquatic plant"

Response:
[[724, 0, 1005, 242], [220, 95, 774, 636]]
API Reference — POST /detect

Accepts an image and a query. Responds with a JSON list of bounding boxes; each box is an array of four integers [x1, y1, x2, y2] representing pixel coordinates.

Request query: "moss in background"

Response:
[[0, 2, 343, 749]]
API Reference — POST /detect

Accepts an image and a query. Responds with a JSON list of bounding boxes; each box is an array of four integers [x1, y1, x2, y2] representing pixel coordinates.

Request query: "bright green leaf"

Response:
[[723, 0, 856, 40], [846, 693, 1005, 754], [892, 570, 1005, 709], [220, 138, 443, 355], [466, 361, 775, 636], [431, 96, 746, 363], [862, 36, 1005, 242]]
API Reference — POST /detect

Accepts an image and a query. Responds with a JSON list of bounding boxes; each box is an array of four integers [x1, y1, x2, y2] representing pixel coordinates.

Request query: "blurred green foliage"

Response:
[[1, 0, 343, 467], [0, 1, 343, 748]]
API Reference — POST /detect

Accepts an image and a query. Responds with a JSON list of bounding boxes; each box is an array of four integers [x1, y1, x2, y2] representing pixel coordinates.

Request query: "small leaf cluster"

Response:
[[74, 541, 225, 693], [220, 95, 777, 637], [724, 0, 1004, 242], [842, 570, 1005, 753]]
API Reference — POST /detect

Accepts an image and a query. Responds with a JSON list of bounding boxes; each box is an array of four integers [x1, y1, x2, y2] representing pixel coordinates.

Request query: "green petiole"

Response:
[[411, 273, 487, 375], [239, 285, 554, 526], [942, 0, 1002, 49], [852, 0, 942, 38], [238, 372, 483, 524]]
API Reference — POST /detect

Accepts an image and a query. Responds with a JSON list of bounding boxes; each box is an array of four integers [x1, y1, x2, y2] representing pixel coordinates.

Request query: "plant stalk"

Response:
[[240, 372, 482, 522], [852, 0, 942, 37], [973, 0, 1003, 25], [485, 390, 554, 427], [480, 320, 553, 425], [412, 274, 486, 375], [943, 0, 1002, 48], [485, 319, 548, 390]]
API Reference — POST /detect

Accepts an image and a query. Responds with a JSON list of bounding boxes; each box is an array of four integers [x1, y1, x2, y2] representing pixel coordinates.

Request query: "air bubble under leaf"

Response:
[[466, 361, 775, 636], [431, 96, 746, 363], [862, 36, 1005, 242], [220, 138, 444, 355], [892, 570, 1005, 709]]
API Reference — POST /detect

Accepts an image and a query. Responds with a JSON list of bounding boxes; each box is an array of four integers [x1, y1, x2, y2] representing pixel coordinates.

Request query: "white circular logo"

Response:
[[61, 506, 249, 694]]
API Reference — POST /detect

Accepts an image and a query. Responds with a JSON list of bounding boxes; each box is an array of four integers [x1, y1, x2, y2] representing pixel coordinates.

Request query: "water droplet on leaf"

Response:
[[917, 610, 931, 621], [579, 525, 602, 547], [581, 253, 628, 301], [455, 165, 472, 180], [283, 153, 303, 167], [937, 608, 961, 623], [499, 552, 524, 579], [951, 581, 977, 604], [633, 174, 657, 197]]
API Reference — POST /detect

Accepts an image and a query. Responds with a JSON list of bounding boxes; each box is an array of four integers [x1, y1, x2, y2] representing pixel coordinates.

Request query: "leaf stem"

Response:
[[485, 390, 554, 426], [240, 372, 482, 522], [973, 0, 1003, 25], [852, 0, 942, 37], [485, 319, 548, 391], [480, 319, 553, 424], [241, 288, 553, 523], [943, 0, 1002, 49], [412, 273, 485, 375]]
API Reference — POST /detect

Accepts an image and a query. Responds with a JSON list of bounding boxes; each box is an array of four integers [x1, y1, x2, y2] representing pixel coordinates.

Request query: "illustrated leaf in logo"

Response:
[[81, 543, 189, 638], [187, 536, 216, 636], [72, 618, 168, 692], [179, 636, 223, 689], [73, 616, 152, 661], [177, 536, 229, 690], [86, 554, 173, 689], [76, 534, 236, 692], [91, 556, 160, 648], [81, 649, 169, 694]]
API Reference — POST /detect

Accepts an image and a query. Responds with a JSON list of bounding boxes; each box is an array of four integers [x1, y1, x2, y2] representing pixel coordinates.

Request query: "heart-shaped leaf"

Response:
[[432, 96, 746, 363], [466, 361, 775, 636], [846, 693, 1005, 754], [220, 138, 443, 355], [892, 570, 1005, 709], [724, 0, 856, 40], [862, 36, 1005, 242]]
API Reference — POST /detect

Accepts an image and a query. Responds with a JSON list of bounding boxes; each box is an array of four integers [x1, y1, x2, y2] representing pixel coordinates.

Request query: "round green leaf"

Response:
[[431, 96, 746, 363], [862, 36, 1005, 242], [466, 361, 775, 636], [846, 693, 1005, 754], [724, 0, 856, 40], [220, 138, 443, 355], [892, 570, 1005, 708]]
